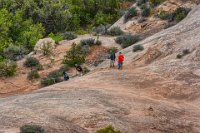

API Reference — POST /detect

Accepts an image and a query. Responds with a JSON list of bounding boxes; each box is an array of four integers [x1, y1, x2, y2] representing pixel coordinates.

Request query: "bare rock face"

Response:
[[0, 3, 200, 133]]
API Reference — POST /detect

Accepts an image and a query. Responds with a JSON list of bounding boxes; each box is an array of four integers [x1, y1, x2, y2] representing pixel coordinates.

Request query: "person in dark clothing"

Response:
[[110, 51, 116, 68], [75, 64, 83, 76], [63, 72, 69, 81]]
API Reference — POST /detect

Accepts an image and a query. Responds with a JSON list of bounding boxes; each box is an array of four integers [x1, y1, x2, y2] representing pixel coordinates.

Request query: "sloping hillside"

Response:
[[112, 0, 197, 38], [0, 2, 200, 133], [0, 35, 121, 96]]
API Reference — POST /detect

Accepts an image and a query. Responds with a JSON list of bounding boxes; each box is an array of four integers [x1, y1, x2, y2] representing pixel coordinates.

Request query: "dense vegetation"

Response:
[[0, 0, 123, 59]]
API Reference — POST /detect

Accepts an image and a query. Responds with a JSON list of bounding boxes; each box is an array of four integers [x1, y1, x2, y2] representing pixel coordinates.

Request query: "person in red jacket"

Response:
[[118, 52, 124, 70]]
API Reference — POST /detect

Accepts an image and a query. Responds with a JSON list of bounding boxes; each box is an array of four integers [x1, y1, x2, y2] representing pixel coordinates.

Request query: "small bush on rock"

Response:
[[41, 78, 56, 86], [80, 37, 102, 47], [41, 64, 70, 86], [133, 44, 144, 52], [24, 57, 40, 68], [150, 0, 165, 7], [34, 38, 56, 56], [182, 49, 190, 55], [63, 32, 77, 40], [96, 125, 121, 133], [94, 24, 111, 35], [176, 54, 182, 59], [115, 34, 141, 48], [124, 7, 138, 23], [157, 10, 172, 20], [107, 27, 124, 36], [108, 47, 118, 53], [80, 38, 95, 46], [41, 70, 62, 87], [176, 49, 190, 59], [35, 64, 44, 71], [3, 45, 28, 61], [137, 0, 148, 7], [174, 7, 191, 22], [20, 124, 44, 133], [27, 70, 40, 80], [158, 7, 190, 22], [63, 43, 86, 67], [0, 60, 17, 77], [59, 64, 70, 72], [142, 7, 151, 17], [48, 33, 63, 44]]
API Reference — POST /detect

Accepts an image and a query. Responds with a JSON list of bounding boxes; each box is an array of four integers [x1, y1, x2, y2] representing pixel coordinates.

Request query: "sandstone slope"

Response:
[[1, 3, 200, 133]]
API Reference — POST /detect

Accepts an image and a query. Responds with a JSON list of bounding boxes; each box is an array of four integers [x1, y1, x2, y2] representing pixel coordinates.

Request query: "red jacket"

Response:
[[118, 54, 124, 63]]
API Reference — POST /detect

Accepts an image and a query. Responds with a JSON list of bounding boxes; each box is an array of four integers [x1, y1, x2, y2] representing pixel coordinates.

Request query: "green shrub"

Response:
[[182, 49, 190, 55], [94, 24, 111, 35], [142, 7, 151, 17], [176, 49, 190, 59], [94, 11, 114, 26], [158, 7, 190, 22], [27, 70, 40, 80], [124, 7, 138, 23], [20, 124, 44, 133], [133, 44, 144, 52], [41, 64, 70, 86], [41, 78, 56, 86], [3, 45, 28, 61], [157, 10, 171, 20], [41, 70, 62, 87], [63, 43, 85, 67], [150, 0, 165, 7], [75, 29, 89, 35], [48, 70, 62, 79], [41, 42, 54, 56], [107, 27, 124, 36], [35, 64, 44, 71], [80, 45, 90, 55], [174, 7, 191, 22], [48, 33, 63, 44], [176, 54, 182, 59], [59, 64, 70, 72], [96, 125, 121, 133], [137, 0, 148, 7], [108, 47, 118, 53], [0, 60, 17, 77], [80, 38, 102, 46], [80, 38, 95, 46], [62, 32, 77, 40], [0, 56, 4, 62], [24, 57, 40, 68], [115, 34, 141, 48]]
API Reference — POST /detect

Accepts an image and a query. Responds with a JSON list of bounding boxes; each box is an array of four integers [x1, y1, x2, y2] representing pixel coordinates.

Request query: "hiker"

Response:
[[63, 71, 69, 81], [110, 50, 116, 68], [75, 64, 83, 76], [118, 52, 124, 70]]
